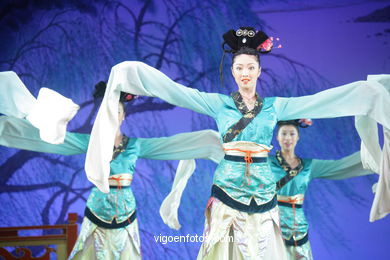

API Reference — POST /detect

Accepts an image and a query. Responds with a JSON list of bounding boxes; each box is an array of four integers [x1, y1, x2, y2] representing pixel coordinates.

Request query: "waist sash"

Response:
[[284, 232, 309, 247], [223, 141, 271, 185], [277, 194, 304, 208], [224, 154, 267, 163], [108, 173, 132, 188], [85, 207, 136, 229]]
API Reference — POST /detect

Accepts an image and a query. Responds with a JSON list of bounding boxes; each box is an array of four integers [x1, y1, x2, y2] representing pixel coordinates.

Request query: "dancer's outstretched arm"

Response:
[[0, 116, 88, 155], [310, 152, 374, 180]]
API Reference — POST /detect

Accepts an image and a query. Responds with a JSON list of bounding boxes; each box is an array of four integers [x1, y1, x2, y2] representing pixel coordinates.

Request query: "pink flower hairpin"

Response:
[[124, 93, 138, 101], [298, 118, 313, 128], [256, 37, 282, 52]]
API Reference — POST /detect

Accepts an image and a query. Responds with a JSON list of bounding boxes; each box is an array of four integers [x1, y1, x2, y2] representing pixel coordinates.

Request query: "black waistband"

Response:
[[284, 233, 309, 247], [277, 201, 303, 208], [85, 207, 136, 229], [211, 185, 277, 214], [224, 154, 267, 163], [109, 185, 131, 189]]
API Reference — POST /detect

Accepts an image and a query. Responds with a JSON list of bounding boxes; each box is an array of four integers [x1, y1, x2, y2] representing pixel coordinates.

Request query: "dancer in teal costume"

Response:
[[269, 120, 373, 259]]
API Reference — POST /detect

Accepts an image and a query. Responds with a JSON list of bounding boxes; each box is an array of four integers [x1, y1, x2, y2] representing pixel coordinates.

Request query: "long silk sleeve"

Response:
[[0, 71, 79, 144], [108, 61, 224, 117], [85, 61, 224, 193], [371, 128, 390, 221], [159, 159, 197, 230], [142, 131, 224, 230], [310, 152, 373, 180], [354, 75, 390, 222], [135, 130, 224, 230], [274, 77, 390, 127], [0, 71, 36, 118], [135, 130, 223, 162], [355, 116, 382, 174], [0, 116, 89, 155]]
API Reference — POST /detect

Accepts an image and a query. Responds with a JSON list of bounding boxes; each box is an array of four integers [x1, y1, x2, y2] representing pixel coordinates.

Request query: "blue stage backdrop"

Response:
[[0, 0, 389, 259]]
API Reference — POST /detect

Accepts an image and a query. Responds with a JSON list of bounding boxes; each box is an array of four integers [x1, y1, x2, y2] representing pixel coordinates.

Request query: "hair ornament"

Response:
[[123, 93, 137, 102], [277, 119, 313, 128], [257, 37, 273, 52], [222, 26, 273, 54], [298, 118, 313, 128], [93, 81, 137, 103], [256, 36, 283, 52], [236, 28, 256, 38]]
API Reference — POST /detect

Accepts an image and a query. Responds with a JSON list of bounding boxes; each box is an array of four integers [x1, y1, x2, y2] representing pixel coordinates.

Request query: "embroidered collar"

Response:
[[223, 92, 264, 143], [112, 135, 129, 160], [276, 150, 303, 177], [230, 91, 263, 115]]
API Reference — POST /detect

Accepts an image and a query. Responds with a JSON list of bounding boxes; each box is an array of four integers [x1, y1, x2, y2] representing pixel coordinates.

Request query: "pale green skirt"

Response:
[[69, 217, 141, 260]]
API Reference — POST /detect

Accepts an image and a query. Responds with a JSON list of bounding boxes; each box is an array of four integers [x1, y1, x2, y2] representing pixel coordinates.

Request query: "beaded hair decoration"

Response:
[[222, 27, 276, 53]]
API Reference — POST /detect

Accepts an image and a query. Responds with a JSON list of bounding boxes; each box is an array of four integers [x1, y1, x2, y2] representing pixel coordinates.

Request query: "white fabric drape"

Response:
[[0, 71, 79, 144], [355, 75, 390, 222]]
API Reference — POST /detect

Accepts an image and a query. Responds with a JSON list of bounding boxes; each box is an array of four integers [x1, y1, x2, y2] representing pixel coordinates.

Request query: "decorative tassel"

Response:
[[245, 163, 252, 185], [244, 151, 254, 185]]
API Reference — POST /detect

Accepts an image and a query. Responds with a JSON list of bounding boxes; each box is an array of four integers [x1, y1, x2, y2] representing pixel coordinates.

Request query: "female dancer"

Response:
[[80, 27, 390, 259], [0, 76, 223, 259], [270, 119, 372, 259]]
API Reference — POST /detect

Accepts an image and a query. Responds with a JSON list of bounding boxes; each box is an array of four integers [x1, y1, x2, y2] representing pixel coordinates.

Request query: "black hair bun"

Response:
[[93, 81, 107, 99], [92, 81, 137, 102], [277, 119, 313, 128], [222, 27, 270, 53]]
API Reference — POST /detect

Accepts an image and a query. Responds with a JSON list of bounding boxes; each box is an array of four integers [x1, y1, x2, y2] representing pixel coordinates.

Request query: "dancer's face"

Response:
[[231, 54, 261, 91], [277, 125, 299, 152], [118, 102, 125, 126]]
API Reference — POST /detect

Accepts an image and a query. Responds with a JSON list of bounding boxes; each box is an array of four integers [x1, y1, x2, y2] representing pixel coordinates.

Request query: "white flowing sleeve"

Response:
[[274, 76, 390, 127], [135, 130, 223, 161], [85, 61, 224, 193], [135, 129, 224, 230], [310, 152, 373, 180], [367, 127, 390, 222], [0, 71, 79, 144], [159, 160, 196, 230], [0, 116, 89, 155], [354, 75, 390, 222], [133, 130, 223, 229], [108, 61, 224, 117], [275, 75, 390, 221]]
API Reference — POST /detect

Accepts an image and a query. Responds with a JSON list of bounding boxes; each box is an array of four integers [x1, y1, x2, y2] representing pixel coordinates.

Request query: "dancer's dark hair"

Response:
[[93, 81, 137, 103], [277, 119, 313, 135]]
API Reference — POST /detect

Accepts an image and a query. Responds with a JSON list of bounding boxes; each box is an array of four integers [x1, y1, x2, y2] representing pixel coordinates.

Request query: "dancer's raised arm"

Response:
[[107, 61, 225, 117], [0, 116, 88, 155]]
